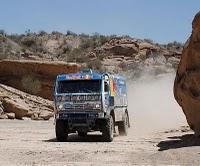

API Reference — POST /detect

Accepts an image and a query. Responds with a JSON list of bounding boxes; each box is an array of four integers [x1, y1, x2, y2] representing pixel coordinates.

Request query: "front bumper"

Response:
[[56, 111, 105, 130]]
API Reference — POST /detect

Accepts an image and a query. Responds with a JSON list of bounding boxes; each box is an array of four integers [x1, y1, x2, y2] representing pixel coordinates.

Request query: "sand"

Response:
[[0, 73, 200, 165]]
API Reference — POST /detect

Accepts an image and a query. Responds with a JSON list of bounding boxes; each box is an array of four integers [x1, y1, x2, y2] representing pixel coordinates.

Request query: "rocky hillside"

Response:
[[174, 11, 200, 136], [0, 31, 182, 74], [0, 30, 183, 121], [92, 38, 181, 75]]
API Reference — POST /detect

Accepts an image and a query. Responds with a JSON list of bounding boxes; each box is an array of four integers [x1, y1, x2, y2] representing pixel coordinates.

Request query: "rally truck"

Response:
[[53, 69, 130, 142]]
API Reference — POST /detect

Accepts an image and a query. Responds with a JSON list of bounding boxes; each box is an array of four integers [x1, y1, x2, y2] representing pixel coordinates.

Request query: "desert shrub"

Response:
[[21, 75, 41, 95], [86, 58, 102, 71], [66, 30, 77, 36], [79, 39, 93, 49], [167, 41, 183, 48], [64, 48, 82, 62], [0, 53, 8, 60], [144, 38, 154, 44], [38, 30, 47, 36], [0, 30, 5, 35], [62, 45, 72, 54], [79, 33, 89, 38], [21, 37, 36, 48], [71, 48, 82, 57], [99, 35, 109, 45]]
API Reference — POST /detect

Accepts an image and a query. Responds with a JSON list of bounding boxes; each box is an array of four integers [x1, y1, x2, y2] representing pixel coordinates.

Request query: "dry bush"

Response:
[[86, 58, 103, 71], [21, 75, 41, 95]]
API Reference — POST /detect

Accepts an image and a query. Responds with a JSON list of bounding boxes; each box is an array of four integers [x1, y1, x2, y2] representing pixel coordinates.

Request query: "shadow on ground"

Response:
[[157, 134, 200, 151], [43, 133, 114, 142]]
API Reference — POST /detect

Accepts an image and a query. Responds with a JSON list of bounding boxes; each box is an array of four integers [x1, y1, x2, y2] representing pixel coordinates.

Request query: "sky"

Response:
[[0, 0, 199, 44]]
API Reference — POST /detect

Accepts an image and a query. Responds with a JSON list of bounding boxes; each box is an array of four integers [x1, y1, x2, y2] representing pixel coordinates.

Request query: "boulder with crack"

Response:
[[174, 11, 200, 136]]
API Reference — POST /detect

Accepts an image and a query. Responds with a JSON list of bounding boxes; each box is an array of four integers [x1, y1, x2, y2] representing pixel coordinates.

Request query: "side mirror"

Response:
[[109, 96, 114, 106]]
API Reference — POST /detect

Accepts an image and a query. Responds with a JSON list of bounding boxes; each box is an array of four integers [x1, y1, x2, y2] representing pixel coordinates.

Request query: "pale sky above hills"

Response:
[[0, 0, 199, 44]]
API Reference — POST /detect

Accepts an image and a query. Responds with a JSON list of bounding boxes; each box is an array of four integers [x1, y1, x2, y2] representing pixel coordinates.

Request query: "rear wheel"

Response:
[[102, 116, 114, 142], [78, 131, 87, 137], [118, 112, 129, 136], [55, 120, 68, 142]]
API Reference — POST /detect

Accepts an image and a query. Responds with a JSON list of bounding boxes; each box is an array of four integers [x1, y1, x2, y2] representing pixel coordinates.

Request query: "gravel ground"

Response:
[[0, 119, 199, 166]]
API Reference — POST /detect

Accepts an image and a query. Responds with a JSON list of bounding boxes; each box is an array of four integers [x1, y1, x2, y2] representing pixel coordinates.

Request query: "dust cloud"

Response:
[[127, 72, 187, 136]]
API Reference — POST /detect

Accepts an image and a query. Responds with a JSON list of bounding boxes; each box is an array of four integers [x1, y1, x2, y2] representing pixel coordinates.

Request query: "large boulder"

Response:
[[0, 60, 81, 100], [0, 83, 54, 120], [2, 98, 28, 119], [174, 11, 200, 136]]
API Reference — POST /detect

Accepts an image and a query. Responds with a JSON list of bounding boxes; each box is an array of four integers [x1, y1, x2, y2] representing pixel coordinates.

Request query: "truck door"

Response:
[[104, 80, 110, 110]]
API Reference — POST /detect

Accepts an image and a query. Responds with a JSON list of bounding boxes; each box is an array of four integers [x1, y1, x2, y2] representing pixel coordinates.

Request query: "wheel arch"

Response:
[[110, 109, 115, 124], [125, 108, 130, 127]]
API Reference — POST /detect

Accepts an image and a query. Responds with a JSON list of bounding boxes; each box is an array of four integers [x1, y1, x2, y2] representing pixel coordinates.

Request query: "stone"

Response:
[[6, 113, 15, 119], [31, 113, 43, 120], [39, 110, 54, 120], [174, 11, 200, 136], [0, 83, 54, 121], [2, 98, 28, 119], [0, 114, 8, 119], [0, 107, 3, 114]]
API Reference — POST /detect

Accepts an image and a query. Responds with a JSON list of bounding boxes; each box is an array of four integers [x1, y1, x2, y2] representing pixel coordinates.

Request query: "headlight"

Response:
[[85, 103, 101, 109], [57, 104, 64, 111], [57, 96, 62, 102], [95, 104, 101, 108]]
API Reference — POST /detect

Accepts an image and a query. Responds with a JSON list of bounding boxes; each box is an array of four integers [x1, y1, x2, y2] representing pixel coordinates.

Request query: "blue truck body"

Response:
[[54, 69, 129, 142]]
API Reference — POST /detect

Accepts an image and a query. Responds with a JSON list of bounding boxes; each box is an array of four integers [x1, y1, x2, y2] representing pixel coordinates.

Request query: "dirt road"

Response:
[[1, 73, 200, 165], [0, 119, 200, 166]]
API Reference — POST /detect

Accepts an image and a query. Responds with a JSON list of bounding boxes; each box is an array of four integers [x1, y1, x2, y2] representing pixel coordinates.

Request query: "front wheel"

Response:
[[55, 120, 68, 142], [118, 112, 129, 136], [102, 116, 114, 142]]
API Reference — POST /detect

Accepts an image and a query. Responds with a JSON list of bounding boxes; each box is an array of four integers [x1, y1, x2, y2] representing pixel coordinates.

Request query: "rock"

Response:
[[2, 98, 28, 119], [6, 113, 15, 119], [39, 110, 54, 120], [0, 60, 81, 100], [0, 114, 8, 119], [31, 113, 39, 120], [168, 57, 180, 68], [31, 113, 43, 121], [174, 11, 200, 136], [96, 37, 180, 71], [26, 111, 34, 118], [102, 38, 139, 56], [0, 107, 3, 115], [0, 83, 54, 121], [139, 42, 158, 50]]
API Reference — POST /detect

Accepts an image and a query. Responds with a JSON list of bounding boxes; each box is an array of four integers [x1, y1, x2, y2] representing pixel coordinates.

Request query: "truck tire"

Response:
[[55, 120, 68, 142], [78, 131, 87, 137], [102, 116, 114, 142], [118, 112, 129, 136]]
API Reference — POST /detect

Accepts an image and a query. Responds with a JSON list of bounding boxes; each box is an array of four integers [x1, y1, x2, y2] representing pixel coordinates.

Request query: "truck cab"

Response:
[[54, 69, 130, 142]]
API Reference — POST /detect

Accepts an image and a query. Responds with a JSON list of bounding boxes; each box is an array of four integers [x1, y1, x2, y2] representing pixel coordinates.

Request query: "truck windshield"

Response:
[[57, 80, 101, 93]]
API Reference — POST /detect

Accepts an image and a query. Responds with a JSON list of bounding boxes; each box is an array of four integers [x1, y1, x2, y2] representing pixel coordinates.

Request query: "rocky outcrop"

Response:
[[174, 11, 200, 136], [92, 38, 181, 73], [0, 83, 54, 120], [0, 60, 81, 100]]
